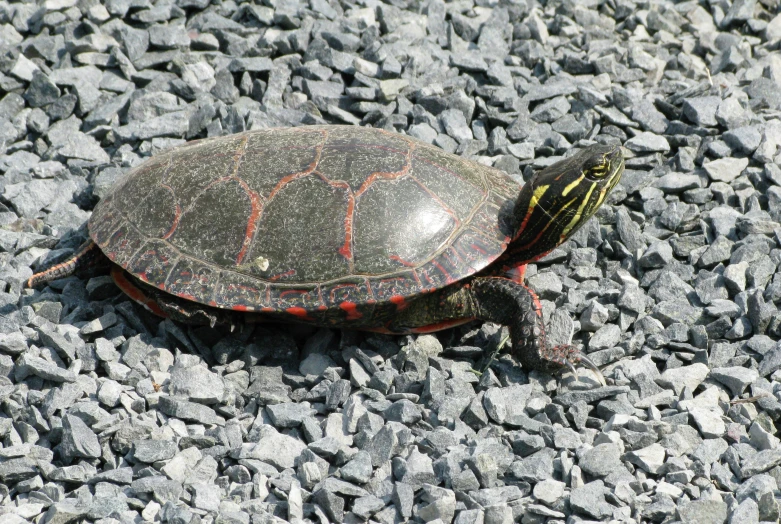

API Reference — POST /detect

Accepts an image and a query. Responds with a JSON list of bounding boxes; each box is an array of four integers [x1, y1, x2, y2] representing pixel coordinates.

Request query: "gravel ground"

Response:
[[1, 0, 781, 523]]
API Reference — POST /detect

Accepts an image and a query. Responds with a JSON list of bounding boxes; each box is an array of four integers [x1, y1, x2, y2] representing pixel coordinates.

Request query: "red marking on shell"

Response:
[[389, 255, 416, 267], [339, 143, 416, 265], [269, 269, 296, 281], [233, 305, 249, 312], [286, 307, 312, 320], [265, 131, 326, 200], [339, 301, 363, 320], [160, 180, 181, 240], [209, 300, 217, 306], [234, 178, 264, 266], [338, 190, 356, 261], [280, 289, 309, 299], [390, 295, 408, 310], [261, 307, 274, 312], [431, 260, 454, 284], [111, 267, 168, 319], [471, 243, 488, 255]]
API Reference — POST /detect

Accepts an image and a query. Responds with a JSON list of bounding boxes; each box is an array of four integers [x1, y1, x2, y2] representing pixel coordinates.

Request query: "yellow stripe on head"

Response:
[[560, 182, 596, 240], [530, 184, 549, 208], [561, 174, 584, 197]]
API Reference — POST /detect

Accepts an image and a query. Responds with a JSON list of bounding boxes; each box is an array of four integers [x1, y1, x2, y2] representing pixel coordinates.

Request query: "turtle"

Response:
[[28, 125, 624, 379]]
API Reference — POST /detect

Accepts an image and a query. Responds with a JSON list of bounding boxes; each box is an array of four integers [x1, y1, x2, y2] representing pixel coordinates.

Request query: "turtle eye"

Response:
[[587, 159, 610, 179]]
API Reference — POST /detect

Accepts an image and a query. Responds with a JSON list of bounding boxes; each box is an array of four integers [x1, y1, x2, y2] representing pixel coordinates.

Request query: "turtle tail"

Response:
[[27, 240, 106, 288]]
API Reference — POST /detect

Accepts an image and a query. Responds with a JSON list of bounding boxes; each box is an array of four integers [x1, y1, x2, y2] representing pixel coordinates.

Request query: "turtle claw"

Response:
[[577, 354, 606, 386], [544, 345, 605, 386], [564, 359, 579, 381]]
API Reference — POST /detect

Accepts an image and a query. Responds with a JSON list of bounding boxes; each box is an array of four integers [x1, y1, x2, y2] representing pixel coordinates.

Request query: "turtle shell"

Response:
[[90, 126, 519, 314]]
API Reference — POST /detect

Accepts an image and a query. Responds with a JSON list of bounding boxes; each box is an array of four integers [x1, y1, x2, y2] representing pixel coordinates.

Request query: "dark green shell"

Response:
[[90, 126, 519, 313]]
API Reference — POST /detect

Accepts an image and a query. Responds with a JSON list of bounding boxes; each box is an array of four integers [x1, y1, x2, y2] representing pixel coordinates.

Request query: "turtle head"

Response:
[[509, 143, 624, 262]]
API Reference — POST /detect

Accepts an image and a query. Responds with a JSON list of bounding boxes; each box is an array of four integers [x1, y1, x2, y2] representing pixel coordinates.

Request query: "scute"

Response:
[[89, 126, 518, 311], [353, 177, 457, 274], [169, 179, 253, 268]]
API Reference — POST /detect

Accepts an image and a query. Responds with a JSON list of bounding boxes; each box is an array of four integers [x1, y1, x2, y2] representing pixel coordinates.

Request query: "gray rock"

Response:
[[232, 426, 306, 469], [703, 157, 749, 183], [42, 499, 90, 524], [15, 352, 77, 383], [741, 448, 781, 478], [114, 111, 190, 141], [267, 402, 316, 427], [682, 96, 721, 126], [366, 424, 397, 467], [340, 450, 372, 484], [569, 480, 614, 519], [730, 498, 759, 524], [625, 132, 670, 152], [157, 396, 225, 425], [134, 439, 178, 463], [677, 499, 728, 524], [724, 126, 762, 153], [169, 365, 225, 404], [384, 399, 422, 424], [483, 385, 533, 424], [299, 352, 336, 376], [25, 71, 61, 107], [579, 443, 623, 477], [439, 108, 472, 143], [60, 414, 101, 460], [192, 483, 221, 512], [710, 366, 758, 396], [511, 448, 555, 482], [626, 443, 666, 474], [130, 475, 183, 503], [657, 363, 710, 394]]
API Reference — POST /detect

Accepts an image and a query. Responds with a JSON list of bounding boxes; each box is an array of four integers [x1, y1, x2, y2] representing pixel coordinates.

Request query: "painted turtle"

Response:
[[29, 126, 624, 378]]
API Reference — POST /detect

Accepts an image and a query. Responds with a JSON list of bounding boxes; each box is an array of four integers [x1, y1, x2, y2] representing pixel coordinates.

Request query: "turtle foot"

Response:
[[542, 344, 606, 386]]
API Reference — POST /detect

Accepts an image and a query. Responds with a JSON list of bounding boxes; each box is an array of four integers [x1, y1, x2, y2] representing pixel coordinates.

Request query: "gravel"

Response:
[[2, 0, 781, 522]]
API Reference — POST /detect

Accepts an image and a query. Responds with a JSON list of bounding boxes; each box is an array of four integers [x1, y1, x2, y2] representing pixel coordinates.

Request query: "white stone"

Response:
[[299, 352, 336, 376], [234, 426, 307, 469], [627, 443, 666, 474], [703, 157, 749, 183], [533, 479, 566, 505], [657, 363, 709, 395], [162, 446, 202, 483], [678, 385, 721, 411], [10, 54, 39, 81], [141, 500, 160, 522], [656, 481, 683, 499], [689, 407, 726, 438], [192, 483, 221, 512]]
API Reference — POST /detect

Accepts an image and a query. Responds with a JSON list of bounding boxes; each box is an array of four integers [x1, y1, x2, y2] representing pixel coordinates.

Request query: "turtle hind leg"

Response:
[[466, 276, 605, 384], [27, 240, 107, 288]]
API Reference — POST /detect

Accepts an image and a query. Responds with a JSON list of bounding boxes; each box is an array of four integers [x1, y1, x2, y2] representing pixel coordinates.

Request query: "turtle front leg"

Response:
[[467, 277, 604, 383], [395, 276, 604, 383]]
